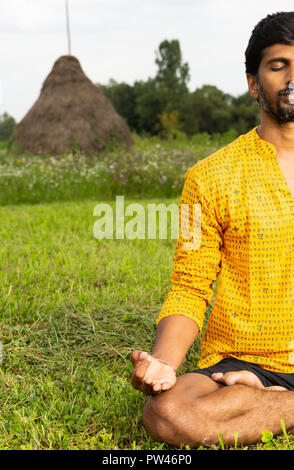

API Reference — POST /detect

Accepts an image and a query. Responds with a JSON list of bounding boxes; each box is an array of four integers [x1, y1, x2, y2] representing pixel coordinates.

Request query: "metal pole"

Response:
[[65, 0, 71, 55]]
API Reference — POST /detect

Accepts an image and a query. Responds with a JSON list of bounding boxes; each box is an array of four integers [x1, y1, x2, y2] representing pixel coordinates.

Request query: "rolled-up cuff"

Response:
[[155, 290, 207, 333]]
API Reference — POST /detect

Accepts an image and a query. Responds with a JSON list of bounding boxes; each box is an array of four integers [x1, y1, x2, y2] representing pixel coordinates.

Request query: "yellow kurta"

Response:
[[156, 126, 294, 373]]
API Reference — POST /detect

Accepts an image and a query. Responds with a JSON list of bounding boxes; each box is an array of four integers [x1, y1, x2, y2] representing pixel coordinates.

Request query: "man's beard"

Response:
[[256, 78, 294, 124]]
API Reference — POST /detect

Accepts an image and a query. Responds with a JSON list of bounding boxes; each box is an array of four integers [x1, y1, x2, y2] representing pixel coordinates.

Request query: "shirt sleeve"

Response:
[[155, 165, 223, 332]]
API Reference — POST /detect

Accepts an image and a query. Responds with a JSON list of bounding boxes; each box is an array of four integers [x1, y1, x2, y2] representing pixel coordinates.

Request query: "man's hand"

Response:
[[130, 350, 177, 395]]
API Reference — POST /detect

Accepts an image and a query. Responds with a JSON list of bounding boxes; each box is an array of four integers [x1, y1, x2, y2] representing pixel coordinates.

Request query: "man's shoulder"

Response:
[[186, 128, 255, 181]]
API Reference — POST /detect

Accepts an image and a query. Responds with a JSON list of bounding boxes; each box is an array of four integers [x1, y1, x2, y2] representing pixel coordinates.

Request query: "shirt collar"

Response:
[[247, 125, 276, 156]]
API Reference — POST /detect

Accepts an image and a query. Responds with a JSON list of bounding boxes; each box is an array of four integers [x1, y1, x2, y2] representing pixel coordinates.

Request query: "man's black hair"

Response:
[[245, 11, 294, 77]]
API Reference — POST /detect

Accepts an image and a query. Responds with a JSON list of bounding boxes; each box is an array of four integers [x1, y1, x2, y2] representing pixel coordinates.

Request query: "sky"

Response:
[[1, 0, 294, 122]]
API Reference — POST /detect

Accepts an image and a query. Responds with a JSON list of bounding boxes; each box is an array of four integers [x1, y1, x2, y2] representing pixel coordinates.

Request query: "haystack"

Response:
[[11, 55, 133, 155]]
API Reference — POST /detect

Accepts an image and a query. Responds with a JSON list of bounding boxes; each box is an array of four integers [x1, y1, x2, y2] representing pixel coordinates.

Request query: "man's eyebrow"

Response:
[[265, 57, 289, 66]]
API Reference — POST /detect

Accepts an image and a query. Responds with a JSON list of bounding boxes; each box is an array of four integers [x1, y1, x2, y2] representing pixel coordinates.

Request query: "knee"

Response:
[[142, 393, 176, 444], [142, 393, 214, 447]]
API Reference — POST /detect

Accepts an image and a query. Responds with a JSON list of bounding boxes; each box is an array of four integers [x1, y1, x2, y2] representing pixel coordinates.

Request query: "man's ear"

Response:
[[247, 73, 259, 100]]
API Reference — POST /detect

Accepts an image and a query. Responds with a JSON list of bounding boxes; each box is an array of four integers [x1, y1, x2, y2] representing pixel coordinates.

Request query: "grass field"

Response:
[[0, 137, 293, 450]]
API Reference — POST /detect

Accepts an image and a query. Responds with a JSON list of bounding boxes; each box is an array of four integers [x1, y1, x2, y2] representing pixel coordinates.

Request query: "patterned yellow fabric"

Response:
[[156, 126, 294, 373]]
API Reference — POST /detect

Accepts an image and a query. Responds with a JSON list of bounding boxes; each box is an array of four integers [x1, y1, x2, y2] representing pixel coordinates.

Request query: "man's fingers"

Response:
[[135, 359, 151, 379], [130, 350, 176, 395], [144, 376, 153, 384], [151, 381, 173, 393], [153, 383, 162, 392], [139, 351, 149, 361], [131, 357, 152, 392], [131, 372, 147, 391], [161, 382, 171, 391], [130, 350, 146, 366]]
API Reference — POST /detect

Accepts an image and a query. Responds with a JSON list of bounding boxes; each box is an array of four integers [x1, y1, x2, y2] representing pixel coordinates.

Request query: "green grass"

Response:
[[0, 198, 293, 450]]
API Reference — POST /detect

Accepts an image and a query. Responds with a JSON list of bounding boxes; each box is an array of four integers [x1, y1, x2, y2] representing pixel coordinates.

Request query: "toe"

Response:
[[222, 371, 242, 386], [222, 371, 264, 389], [211, 372, 224, 382], [265, 385, 288, 391]]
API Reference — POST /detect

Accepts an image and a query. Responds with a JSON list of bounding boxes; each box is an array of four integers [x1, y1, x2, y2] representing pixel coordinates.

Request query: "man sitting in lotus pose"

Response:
[[130, 11, 294, 447]]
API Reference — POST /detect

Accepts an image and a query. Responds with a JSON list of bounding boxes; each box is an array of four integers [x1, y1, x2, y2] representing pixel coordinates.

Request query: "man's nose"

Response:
[[286, 63, 294, 85]]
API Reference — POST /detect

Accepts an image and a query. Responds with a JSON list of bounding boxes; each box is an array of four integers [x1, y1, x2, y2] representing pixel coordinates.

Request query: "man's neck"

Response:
[[257, 114, 294, 159]]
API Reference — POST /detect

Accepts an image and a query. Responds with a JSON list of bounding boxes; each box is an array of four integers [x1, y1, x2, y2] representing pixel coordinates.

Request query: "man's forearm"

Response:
[[151, 315, 199, 371]]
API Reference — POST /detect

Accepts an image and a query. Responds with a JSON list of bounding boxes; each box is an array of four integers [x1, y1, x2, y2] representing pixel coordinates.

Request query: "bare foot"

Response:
[[211, 370, 287, 391]]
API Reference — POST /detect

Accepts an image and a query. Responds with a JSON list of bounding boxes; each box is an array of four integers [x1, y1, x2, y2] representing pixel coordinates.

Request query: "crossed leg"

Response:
[[142, 371, 294, 448], [211, 370, 287, 391]]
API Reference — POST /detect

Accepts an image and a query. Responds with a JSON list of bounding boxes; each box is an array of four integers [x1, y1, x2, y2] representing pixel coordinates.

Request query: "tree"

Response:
[[230, 91, 260, 134], [134, 79, 165, 135], [99, 79, 139, 131], [180, 85, 233, 135], [154, 39, 190, 112], [0, 112, 16, 141]]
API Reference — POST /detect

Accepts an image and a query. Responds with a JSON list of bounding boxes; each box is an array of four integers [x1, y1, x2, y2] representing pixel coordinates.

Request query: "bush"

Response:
[[0, 112, 16, 141], [191, 128, 238, 149]]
